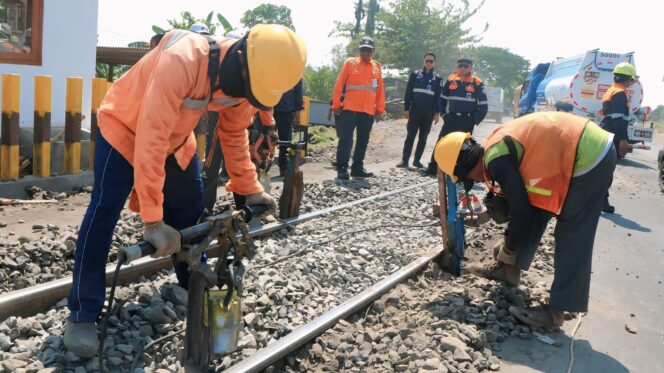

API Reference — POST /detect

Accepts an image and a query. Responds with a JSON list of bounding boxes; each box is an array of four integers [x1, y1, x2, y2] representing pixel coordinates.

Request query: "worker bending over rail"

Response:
[[64, 25, 306, 358], [435, 112, 615, 329]]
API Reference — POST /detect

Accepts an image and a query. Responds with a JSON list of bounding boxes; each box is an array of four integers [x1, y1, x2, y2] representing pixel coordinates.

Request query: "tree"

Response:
[[152, 11, 233, 35], [241, 4, 295, 30], [650, 105, 664, 123], [303, 65, 339, 102], [463, 46, 530, 106], [374, 0, 487, 72]]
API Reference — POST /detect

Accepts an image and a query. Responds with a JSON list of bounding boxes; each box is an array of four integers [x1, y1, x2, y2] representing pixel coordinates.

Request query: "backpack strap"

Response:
[[205, 36, 221, 100]]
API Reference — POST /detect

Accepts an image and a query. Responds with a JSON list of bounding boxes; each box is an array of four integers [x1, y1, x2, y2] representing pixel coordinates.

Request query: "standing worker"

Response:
[[426, 56, 488, 176], [331, 36, 385, 180], [397, 52, 442, 169], [63, 25, 306, 358], [434, 112, 616, 329], [599, 61, 637, 213], [274, 80, 304, 177]]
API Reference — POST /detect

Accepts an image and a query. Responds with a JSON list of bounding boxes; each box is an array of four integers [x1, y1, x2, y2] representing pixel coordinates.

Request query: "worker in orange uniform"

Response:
[[599, 62, 637, 213], [435, 112, 616, 329], [331, 36, 386, 180], [63, 25, 306, 358]]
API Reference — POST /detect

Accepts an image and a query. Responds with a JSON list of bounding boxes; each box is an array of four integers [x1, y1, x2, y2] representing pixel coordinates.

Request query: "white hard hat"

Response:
[[225, 29, 248, 39], [189, 22, 210, 35]]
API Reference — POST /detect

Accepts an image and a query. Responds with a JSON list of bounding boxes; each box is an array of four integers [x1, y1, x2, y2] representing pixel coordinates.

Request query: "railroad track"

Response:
[[0, 176, 470, 372], [0, 180, 437, 321]]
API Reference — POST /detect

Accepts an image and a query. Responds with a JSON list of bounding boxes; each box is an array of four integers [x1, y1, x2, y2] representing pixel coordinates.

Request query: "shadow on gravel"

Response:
[[601, 212, 652, 233], [618, 158, 655, 170], [498, 335, 629, 373]]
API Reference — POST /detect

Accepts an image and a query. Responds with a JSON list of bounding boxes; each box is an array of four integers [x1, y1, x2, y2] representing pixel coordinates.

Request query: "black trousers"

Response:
[[402, 110, 435, 163], [274, 111, 294, 170], [515, 147, 616, 312], [427, 113, 476, 173], [336, 110, 374, 171]]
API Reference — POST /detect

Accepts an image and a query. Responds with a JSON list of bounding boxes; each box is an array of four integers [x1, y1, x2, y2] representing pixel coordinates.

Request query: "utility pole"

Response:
[[365, 0, 378, 36], [353, 0, 364, 38]]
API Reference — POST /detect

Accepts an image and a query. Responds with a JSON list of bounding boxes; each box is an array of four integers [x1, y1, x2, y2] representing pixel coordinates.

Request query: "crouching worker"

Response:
[[64, 25, 306, 357], [434, 112, 615, 329]]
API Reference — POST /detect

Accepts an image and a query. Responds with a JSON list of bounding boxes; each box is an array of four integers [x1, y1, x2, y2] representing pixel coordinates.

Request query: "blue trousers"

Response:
[[335, 110, 374, 171], [68, 133, 204, 322]]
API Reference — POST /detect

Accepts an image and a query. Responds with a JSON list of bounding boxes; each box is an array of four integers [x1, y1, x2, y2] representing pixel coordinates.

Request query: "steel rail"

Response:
[[0, 180, 436, 321], [224, 247, 444, 373]]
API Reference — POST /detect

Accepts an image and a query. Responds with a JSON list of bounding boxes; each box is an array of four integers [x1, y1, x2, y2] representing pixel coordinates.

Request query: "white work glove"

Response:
[[246, 191, 277, 215], [492, 239, 517, 265], [143, 221, 181, 258]]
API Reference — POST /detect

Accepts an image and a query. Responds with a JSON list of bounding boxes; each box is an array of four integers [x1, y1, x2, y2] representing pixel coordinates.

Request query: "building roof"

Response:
[[96, 46, 149, 65]]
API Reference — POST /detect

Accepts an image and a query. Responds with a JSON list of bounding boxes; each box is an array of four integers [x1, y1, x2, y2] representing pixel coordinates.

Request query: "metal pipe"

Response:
[[0, 180, 436, 321], [223, 247, 444, 373]]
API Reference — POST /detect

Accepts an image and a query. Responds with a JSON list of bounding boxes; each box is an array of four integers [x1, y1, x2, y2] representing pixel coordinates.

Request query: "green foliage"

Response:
[[241, 4, 295, 30], [153, 11, 233, 36], [303, 65, 339, 102], [373, 0, 486, 72], [463, 45, 530, 105]]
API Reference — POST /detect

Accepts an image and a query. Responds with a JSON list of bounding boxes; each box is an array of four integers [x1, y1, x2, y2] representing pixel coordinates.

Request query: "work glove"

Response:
[[492, 239, 517, 265], [375, 112, 384, 122], [265, 128, 279, 144], [433, 113, 440, 125], [143, 221, 181, 259], [246, 191, 277, 215], [404, 111, 410, 119]]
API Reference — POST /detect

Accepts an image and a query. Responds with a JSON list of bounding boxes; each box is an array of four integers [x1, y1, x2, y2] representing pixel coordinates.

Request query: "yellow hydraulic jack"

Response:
[[106, 205, 267, 372]]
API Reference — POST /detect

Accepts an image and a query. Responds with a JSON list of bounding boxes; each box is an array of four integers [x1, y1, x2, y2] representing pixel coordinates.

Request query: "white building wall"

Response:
[[0, 0, 98, 129]]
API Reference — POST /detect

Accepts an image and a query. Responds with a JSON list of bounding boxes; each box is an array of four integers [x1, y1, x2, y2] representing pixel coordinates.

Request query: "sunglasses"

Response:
[[457, 63, 471, 68], [424, 59, 435, 63]]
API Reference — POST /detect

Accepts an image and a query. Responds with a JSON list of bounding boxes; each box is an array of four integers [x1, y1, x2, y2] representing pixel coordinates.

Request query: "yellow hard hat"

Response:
[[246, 24, 307, 109], [613, 62, 636, 78], [433, 132, 471, 181]]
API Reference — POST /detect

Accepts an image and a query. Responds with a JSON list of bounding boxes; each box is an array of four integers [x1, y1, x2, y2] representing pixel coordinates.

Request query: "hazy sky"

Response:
[[98, 0, 662, 106]]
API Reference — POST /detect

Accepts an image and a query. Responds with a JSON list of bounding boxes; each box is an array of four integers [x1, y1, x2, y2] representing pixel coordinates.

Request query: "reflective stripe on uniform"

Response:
[[607, 113, 626, 119], [525, 185, 553, 197], [182, 97, 209, 110], [213, 97, 240, 107], [165, 30, 190, 49], [441, 94, 449, 99], [345, 84, 376, 93], [413, 88, 435, 96], [447, 96, 476, 102], [478, 101, 488, 105]]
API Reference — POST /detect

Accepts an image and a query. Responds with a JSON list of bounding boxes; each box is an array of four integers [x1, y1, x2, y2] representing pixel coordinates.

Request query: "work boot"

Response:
[[63, 320, 99, 358], [337, 167, 350, 181], [509, 304, 564, 330], [351, 168, 374, 178], [396, 160, 408, 168], [468, 261, 521, 287], [412, 160, 425, 169], [602, 198, 615, 213], [424, 163, 437, 177]]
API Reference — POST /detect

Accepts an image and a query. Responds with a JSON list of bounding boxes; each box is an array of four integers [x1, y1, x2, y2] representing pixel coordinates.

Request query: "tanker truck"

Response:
[[515, 49, 653, 149]]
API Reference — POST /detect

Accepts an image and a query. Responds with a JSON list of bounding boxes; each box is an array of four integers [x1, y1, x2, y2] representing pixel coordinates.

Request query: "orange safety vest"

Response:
[[331, 57, 385, 115], [601, 83, 626, 104], [482, 112, 587, 214]]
